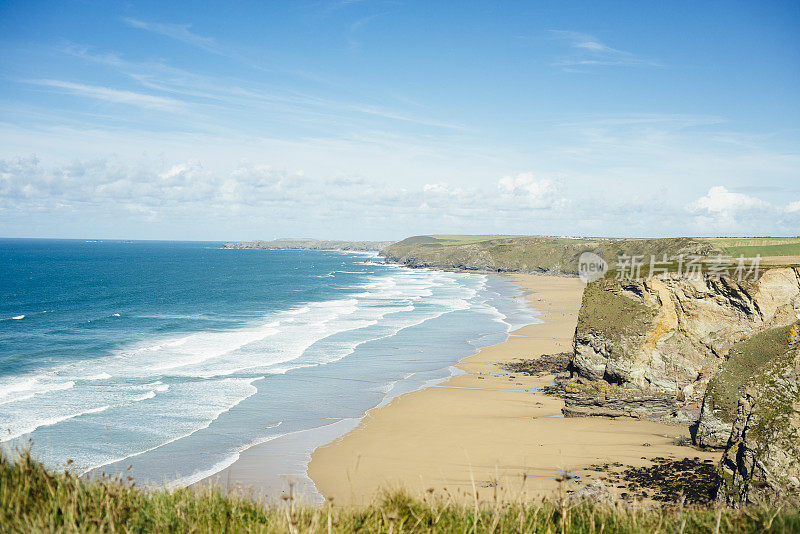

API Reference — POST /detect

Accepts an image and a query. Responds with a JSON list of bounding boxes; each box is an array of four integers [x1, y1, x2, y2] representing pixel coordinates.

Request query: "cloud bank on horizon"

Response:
[[0, 0, 798, 240]]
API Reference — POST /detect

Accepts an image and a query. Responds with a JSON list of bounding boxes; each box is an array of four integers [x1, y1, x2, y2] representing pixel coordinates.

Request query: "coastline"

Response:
[[192, 268, 528, 501], [307, 274, 721, 505]]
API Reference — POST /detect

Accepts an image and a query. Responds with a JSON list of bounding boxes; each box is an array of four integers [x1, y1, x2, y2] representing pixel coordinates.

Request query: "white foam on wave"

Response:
[[12, 315, 24, 320], [480, 300, 511, 330], [2, 403, 111, 442], [187, 300, 374, 377], [130, 391, 156, 402], [263, 271, 486, 373], [0, 378, 75, 406], [141, 320, 283, 372], [163, 421, 284, 490], [81, 378, 269, 477], [86, 373, 112, 380], [0, 378, 177, 443], [150, 382, 170, 392]]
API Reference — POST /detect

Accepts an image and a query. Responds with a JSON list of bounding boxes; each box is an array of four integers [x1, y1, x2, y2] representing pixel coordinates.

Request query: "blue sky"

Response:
[[0, 0, 798, 240]]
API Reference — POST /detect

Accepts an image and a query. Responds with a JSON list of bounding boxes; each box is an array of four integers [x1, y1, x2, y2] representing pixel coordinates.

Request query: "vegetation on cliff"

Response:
[[3, 450, 799, 533], [575, 278, 658, 360], [382, 235, 720, 274], [717, 339, 800, 505], [704, 325, 795, 424]]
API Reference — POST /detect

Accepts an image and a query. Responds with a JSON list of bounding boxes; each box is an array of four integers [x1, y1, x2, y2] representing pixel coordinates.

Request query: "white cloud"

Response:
[[497, 173, 567, 209], [159, 162, 206, 184], [549, 30, 660, 69], [26, 79, 185, 111], [690, 185, 769, 213], [0, 156, 571, 234], [123, 18, 222, 56], [2, 153, 798, 240], [422, 183, 449, 194], [785, 200, 800, 213], [687, 186, 771, 231]]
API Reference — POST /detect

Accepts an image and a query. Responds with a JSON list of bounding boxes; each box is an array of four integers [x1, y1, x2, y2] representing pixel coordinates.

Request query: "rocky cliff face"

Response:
[[716, 339, 800, 505], [696, 324, 797, 448], [566, 267, 800, 506], [568, 268, 800, 426]]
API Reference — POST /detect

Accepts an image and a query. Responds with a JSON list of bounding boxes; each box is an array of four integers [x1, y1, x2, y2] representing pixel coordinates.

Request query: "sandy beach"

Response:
[[307, 274, 720, 505]]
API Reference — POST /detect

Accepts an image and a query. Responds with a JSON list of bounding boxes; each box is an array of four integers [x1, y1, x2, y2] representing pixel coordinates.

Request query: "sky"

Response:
[[0, 0, 798, 241]]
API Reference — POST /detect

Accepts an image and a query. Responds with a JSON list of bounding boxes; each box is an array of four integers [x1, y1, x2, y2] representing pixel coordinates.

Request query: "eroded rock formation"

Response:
[[567, 267, 800, 425], [716, 341, 800, 505]]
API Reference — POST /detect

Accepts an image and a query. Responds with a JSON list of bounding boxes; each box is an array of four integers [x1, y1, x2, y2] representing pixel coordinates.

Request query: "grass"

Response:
[[394, 235, 523, 247], [704, 238, 800, 258], [704, 326, 795, 423], [722, 244, 800, 258], [428, 235, 523, 245], [576, 278, 657, 355], [384, 236, 722, 274], [741, 341, 800, 458], [2, 450, 800, 533]]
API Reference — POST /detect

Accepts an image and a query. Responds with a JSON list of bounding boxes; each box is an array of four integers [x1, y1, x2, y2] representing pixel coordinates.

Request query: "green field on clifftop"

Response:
[[705, 237, 800, 257], [382, 236, 721, 274]]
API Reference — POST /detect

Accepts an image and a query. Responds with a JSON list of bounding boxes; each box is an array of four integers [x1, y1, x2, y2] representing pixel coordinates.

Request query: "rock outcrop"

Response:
[[716, 337, 800, 505], [696, 324, 798, 448], [568, 479, 613, 503], [568, 267, 800, 424], [560, 379, 697, 422]]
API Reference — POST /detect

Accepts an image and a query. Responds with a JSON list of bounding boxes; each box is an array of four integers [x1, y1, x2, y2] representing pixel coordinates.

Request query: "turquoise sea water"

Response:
[[0, 239, 536, 490]]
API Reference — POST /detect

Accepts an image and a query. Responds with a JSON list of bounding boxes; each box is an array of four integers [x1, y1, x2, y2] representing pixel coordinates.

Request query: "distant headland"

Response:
[[221, 238, 394, 251]]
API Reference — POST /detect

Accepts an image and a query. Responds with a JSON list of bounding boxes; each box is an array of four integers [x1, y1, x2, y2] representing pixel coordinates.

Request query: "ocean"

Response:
[[0, 239, 536, 492]]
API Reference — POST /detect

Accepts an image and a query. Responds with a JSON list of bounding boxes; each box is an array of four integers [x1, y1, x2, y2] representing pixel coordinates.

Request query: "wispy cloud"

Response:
[[318, 0, 371, 17], [58, 45, 465, 132], [24, 79, 186, 111], [346, 14, 381, 50], [558, 113, 725, 130], [549, 30, 660, 70], [352, 103, 465, 130], [123, 18, 224, 56]]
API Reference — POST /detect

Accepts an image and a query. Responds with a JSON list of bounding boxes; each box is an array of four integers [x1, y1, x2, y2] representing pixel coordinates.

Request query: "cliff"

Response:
[[381, 235, 720, 274], [716, 330, 800, 505], [566, 268, 800, 427], [561, 267, 800, 505], [222, 239, 394, 251]]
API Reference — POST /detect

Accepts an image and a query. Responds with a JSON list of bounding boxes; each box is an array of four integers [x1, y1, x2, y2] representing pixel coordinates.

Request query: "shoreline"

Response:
[[191, 365, 468, 503], [307, 274, 721, 506], [192, 270, 529, 501]]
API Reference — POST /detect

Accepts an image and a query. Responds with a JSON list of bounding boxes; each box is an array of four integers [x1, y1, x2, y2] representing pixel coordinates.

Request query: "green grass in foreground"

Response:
[[3, 451, 800, 533]]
